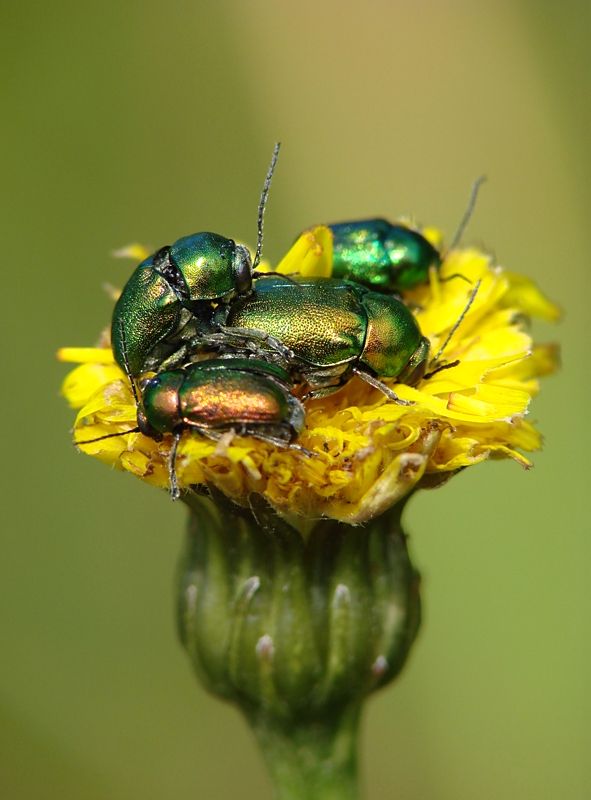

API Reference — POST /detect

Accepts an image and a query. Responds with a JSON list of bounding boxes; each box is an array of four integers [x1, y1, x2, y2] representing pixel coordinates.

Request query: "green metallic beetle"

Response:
[[77, 356, 308, 499], [111, 145, 281, 377], [210, 276, 430, 402], [110, 232, 252, 376], [322, 218, 441, 293], [302, 178, 485, 294]]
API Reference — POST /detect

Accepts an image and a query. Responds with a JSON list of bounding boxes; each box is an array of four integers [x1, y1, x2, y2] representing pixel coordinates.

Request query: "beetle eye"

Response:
[[233, 244, 253, 295]]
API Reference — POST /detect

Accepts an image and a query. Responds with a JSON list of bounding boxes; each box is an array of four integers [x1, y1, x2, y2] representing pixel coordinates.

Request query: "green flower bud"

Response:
[[177, 488, 421, 799]]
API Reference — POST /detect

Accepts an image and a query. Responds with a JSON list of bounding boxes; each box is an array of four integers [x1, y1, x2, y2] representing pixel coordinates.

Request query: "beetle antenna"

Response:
[[431, 279, 481, 365], [422, 359, 461, 381], [253, 142, 281, 270], [75, 427, 141, 445], [449, 175, 486, 250], [118, 317, 140, 408]]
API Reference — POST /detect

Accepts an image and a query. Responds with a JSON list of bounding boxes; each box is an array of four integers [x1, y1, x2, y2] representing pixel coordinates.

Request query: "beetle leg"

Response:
[[183, 328, 295, 365], [181, 422, 222, 441], [213, 326, 297, 363], [423, 359, 461, 380], [157, 343, 192, 371], [352, 367, 414, 405], [249, 432, 317, 459], [439, 272, 472, 285], [300, 386, 339, 402], [168, 432, 182, 501], [252, 270, 302, 286], [298, 364, 351, 402], [286, 441, 318, 458], [181, 424, 244, 459], [181, 422, 316, 459]]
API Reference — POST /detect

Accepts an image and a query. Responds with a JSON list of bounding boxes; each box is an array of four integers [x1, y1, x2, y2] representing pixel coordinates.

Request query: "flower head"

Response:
[[59, 226, 559, 524]]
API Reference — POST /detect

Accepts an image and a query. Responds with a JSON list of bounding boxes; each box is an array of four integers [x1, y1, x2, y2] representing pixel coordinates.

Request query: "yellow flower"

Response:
[[58, 226, 559, 524]]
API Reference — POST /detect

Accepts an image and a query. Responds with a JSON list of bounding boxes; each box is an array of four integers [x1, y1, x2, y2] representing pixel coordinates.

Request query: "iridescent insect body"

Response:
[[140, 358, 305, 450], [327, 218, 442, 293], [78, 324, 309, 499], [304, 177, 485, 294], [111, 144, 282, 377], [212, 275, 430, 402]]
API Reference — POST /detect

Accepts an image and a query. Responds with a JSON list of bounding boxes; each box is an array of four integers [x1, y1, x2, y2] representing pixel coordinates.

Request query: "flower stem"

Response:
[[250, 705, 360, 800], [177, 488, 421, 799]]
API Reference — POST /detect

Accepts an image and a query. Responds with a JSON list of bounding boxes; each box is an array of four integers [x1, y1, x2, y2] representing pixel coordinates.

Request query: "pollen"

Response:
[[58, 227, 559, 524]]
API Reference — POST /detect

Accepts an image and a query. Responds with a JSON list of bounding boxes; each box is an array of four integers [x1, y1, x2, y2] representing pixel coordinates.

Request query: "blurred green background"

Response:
[[1, 1, 588, 797]]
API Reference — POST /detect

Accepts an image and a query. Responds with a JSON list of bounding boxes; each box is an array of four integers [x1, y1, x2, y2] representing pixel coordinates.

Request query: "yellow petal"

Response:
[[422, 226, 444, 250], [112, 243, 151, 261], [61, 363, 123, 409], [275, 226, 333, 278], [57, 347, 114, 364], [502, 271, 561, 321]]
